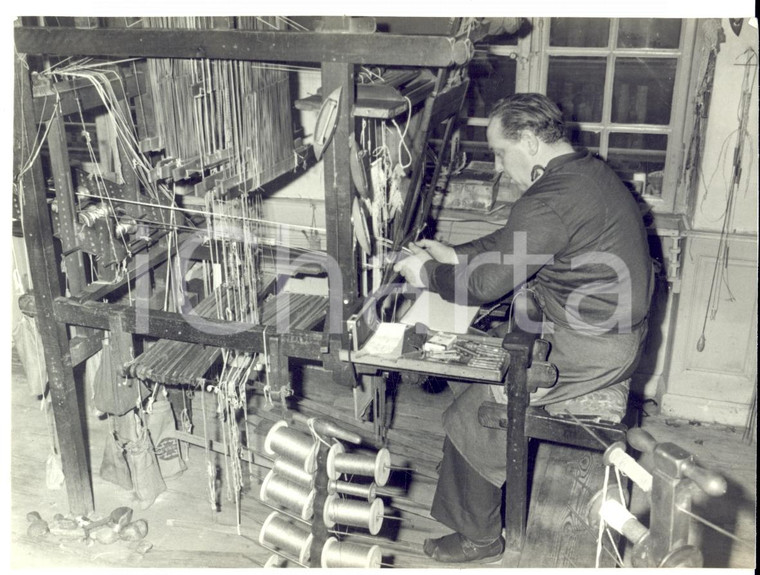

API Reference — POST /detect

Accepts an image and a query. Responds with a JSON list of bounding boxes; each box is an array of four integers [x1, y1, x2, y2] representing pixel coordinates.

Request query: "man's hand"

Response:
[[412, 239, 459, 264], [393, 247, 432, 288]]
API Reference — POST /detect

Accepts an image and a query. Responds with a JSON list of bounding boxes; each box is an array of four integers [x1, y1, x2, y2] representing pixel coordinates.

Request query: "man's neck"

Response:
[[536, 141, 576, 167]]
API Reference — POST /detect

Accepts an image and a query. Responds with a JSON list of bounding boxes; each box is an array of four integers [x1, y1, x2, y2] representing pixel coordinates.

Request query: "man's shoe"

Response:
[[423, 532, 505, 563]]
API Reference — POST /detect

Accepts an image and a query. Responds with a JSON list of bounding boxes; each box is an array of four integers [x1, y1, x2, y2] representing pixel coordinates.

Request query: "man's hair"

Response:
[[488, 93, 567, 144]]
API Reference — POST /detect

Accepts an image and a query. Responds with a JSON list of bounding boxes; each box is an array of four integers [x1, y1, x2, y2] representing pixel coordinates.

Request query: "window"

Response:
[[461, 18, 696, 213]]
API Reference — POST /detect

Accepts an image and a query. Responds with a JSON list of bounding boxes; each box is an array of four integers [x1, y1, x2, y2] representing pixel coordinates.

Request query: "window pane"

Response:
[[466, 55, 517, 117], [611, 58, 677, 125], [607, 133, 668, 197], [550, 18, 610, 47], [617, 19, 682, 49], [566, 128, 600, 153], [547, 57, 606, 122]]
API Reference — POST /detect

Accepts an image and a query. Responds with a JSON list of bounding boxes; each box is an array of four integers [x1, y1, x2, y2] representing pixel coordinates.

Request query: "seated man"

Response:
[[394, 93, 653, 563]]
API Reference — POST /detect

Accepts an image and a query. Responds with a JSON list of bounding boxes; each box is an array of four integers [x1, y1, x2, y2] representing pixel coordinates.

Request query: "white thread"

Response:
[[259, 511, 313, 565], [272, 457, 314, 487], [599, 498, 635, 533], [607, 446, 653, 493], [260, 469, 315, 521], [328, 480, 377, 501], [264, 420, 318, 472], [321, 536, 382, 568], [323, 494, 384, 535], [328, 447, 391, 486]]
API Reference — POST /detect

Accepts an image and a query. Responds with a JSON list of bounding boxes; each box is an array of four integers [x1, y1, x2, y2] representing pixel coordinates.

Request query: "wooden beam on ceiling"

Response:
[[15, 26, 472, 68]]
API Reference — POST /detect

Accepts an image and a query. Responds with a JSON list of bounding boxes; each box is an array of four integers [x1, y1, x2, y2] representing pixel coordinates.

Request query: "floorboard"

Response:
[[8, 347, 757, 569]]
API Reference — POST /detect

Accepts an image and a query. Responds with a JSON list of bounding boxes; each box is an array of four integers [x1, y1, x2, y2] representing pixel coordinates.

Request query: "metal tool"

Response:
[[82, 506, 133, 537]]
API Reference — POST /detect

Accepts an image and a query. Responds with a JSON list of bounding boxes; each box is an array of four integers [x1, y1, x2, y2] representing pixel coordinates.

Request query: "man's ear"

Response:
[[520, 130, 540, 156]]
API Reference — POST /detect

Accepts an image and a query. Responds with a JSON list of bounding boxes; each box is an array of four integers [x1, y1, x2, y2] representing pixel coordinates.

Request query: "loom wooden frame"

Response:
[[13, 17, 475, 521]]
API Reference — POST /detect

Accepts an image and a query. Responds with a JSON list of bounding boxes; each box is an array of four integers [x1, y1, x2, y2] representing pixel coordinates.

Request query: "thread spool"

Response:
[[327, 446, 391, 486], [604, 442, 653, 493], [260, 469, 316, 521], [321, 536, 382, 568], [259, 511, 313, 565], [265, 420, 318, 473], [115, 217, 138, 237], [323, 494, 384, 535], [328, 479, 377, 501], [273, 457, 315, 488], [599, 499, 649, 545], [78, 203, 110, 227]]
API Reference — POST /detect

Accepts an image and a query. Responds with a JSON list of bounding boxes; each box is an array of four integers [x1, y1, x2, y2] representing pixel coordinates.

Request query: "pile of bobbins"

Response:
[[258, 418, 389, 568]]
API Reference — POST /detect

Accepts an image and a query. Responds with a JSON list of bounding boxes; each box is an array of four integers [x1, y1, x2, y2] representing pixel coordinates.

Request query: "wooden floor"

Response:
[[8, 347, 757, 569]]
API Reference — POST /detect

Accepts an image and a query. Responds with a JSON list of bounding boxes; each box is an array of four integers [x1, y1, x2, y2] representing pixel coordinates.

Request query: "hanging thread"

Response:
[[323, 494, 384, 535], [328, 479, 377, 501], [258, 511, 313, 565], [264, 420, 318, 472], [327, 444, 391, 486], [260, 469, 316, 521], [321, 536, 382, 568]]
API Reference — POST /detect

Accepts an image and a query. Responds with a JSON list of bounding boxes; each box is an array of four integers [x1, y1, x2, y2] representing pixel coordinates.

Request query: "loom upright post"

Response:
[[14, 54, 94, 516]]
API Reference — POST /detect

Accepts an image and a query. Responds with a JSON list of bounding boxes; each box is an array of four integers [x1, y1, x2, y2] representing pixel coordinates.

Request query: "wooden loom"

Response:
[[13, 14, 498, 521]]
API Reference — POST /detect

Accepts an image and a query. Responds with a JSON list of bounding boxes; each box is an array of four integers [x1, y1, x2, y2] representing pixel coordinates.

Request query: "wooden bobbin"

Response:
[[322, 493, 385, 535], [325, 442, 345, 480], [260, 469, 316, 521], [273, 456, 315, 487], [321, 536, 382, 568], [259, 511, 313, 565], [264, 420, 318, 473], [327, 479, 377, 501], [327, 445, 391, 487]]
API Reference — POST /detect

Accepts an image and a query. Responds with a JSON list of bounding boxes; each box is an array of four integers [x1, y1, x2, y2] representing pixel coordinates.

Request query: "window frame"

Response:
[[529, 17, 697, 213], [464, 18, 697, 215]]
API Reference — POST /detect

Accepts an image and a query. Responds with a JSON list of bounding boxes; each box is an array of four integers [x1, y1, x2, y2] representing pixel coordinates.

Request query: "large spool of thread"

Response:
[[328, 479, 377, 501], [264, 420, 318, 473], [273, 457, 315, 487], [327, 445, 391, 487], [321, 536, 382, 568], [603, 442, 653, 493], [259, 511, 313, 565], [599, 499, 649, 545], [323, 493, 384, 535], [260, 469, 316, 521]]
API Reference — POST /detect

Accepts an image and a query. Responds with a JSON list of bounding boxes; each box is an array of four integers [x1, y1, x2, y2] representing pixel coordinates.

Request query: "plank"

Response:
[[518, 442, 620, 568], [15, 26, 467, 68]]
